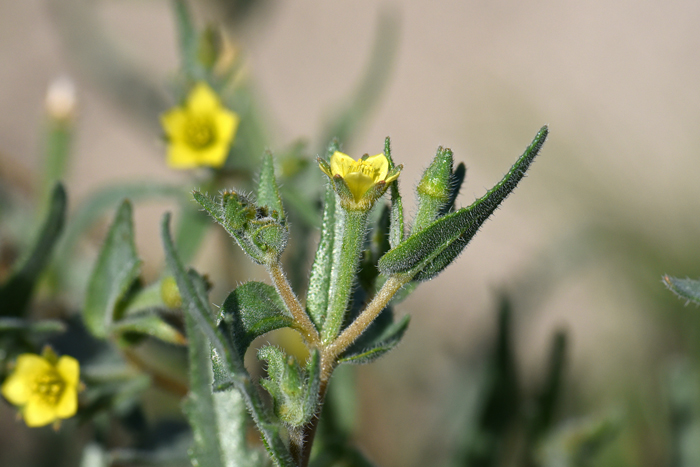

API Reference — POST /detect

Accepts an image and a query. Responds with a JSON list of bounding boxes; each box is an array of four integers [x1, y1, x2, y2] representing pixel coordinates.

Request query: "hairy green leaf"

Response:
[[307, 185, 337, 329], [0, 184, 66, 317], [384, 136, 404, 248], [664, 275, 700, 306], [380, 126, 548, 280], [439, 162, 466, 216], [83, 200, 141, 338], [220, 281, 294, 360]]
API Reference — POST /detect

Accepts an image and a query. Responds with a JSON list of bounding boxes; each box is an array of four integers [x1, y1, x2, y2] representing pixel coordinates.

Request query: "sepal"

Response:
[[193, 189, 289, 264]]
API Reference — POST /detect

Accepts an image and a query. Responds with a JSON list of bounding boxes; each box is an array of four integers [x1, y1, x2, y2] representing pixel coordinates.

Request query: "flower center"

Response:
[[353, 161, 380, 180], [32, 371, 65, 406], [184, 117, 217, 149]]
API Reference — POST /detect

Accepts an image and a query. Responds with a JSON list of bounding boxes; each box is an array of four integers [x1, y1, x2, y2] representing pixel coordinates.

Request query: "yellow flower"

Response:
[[161, 82, 240, 169], [1, 352, 80, 427], [320, 151, 400, 202]]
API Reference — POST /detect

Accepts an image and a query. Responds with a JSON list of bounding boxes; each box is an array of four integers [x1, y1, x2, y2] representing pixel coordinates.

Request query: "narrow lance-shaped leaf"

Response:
[[220, 281, 294, 360], [439, 162, 466, 216], [415, 127, 547, 281], [306, 185, 337, 329], [161, 214, 296, 467], [379, 126, 548, 279], [0, 184, 66, 317], [111, 313, 186, 346], [183, 273, 262, 467], [83, 200, 141, 338]]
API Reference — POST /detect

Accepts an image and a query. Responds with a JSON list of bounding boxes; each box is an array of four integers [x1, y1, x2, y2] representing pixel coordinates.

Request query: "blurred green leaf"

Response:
[[664, 275, 700, 306], [0, 183, 66, 317], [220, 281, 293, 359], [172, 0, 201, 81], [538, 412, 621, 467], [454, 294, 519, 467], [111, 313, 186, 346], [258, 151, 285, 220], [0, 317, 66, 334], [84, 200, 141, 338]]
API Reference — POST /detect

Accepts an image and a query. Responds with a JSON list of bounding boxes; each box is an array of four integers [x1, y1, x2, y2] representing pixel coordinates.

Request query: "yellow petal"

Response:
[[167, 144, 199, 169], [363, 154, 389, 181], [187, 82, 221, 114], [23, 399, 57, 427], [2, 373, 30, 405], [330, 152, 356, 178], [54, 387, 78, 419], [344, 172, 376, 201], [160, 108, 188, 140], [196, 143, 230, 168], [56, 356, 79, 388], [214, 109, 240, 146]]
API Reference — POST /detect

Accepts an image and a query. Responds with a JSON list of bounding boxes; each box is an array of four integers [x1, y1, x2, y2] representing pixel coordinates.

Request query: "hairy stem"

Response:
[[268, 261, 320, 347], [322, 209, 369, 343]]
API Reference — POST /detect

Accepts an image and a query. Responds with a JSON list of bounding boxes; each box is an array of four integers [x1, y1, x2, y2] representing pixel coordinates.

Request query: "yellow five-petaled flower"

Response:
[[1, 352, 80, 428], [320, 151, 400, 206], [161, 82, 240, 169]]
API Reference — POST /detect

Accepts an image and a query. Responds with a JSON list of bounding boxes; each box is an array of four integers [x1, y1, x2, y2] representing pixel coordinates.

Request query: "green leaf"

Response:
[[110, 313, 186, 346], [0, 184, 66, 318], [258, 151, 285, 221], [258, 347, 321, 427], [529, 330, 567, 441], [172, 0, 201, 81], [664, 275, 700, 306], [220, 281, 294, 360], [439, 162, 466, 216], [161, 214, 296, 467], [84, 200, 141, 338], [339, 314, 410, 365], [183, 275, 263, 467], [538, 412, 621, 467], [174, 203, 211, 264], [306, 185, 337, 329], [0, 318, 66, 334], [379, 126, 548, 280]]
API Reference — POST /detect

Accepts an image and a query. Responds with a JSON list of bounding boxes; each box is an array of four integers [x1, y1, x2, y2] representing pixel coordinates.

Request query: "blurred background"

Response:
[[3, 0, 700, 466]]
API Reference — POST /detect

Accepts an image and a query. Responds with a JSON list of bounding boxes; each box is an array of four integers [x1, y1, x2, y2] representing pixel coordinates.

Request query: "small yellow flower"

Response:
[[320, 151, 400, 202], [161, 82, 240, 169], [1, 352, 80, 427]]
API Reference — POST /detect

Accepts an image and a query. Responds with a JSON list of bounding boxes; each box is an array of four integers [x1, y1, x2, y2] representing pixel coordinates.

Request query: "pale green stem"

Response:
[[267, 261, 320, 347], [321, 209, 369, 343]]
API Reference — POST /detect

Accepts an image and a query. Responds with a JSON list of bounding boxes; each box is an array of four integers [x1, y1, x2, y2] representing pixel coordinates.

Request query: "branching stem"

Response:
[[268, 261, 321, 347]]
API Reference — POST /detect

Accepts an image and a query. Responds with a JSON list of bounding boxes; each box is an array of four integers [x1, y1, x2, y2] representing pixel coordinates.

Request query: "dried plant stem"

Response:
[[268, 261, 321, 347]]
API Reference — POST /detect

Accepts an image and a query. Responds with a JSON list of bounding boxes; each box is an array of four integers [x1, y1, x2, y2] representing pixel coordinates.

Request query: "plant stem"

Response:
[[321, 209, 369, 343], [268, 261, 320, 347], [321, 274, 406, 381], [297, 379, 329, 467]]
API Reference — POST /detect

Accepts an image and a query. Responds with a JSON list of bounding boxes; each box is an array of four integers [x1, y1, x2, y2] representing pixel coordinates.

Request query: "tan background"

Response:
[[2, 0, 700, 464]]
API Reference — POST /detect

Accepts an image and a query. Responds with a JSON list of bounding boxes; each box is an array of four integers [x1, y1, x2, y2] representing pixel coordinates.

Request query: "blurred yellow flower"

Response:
[[320, 151, 399, 201], [161, 82, 240, 169], [1, 352, 80, 427]]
